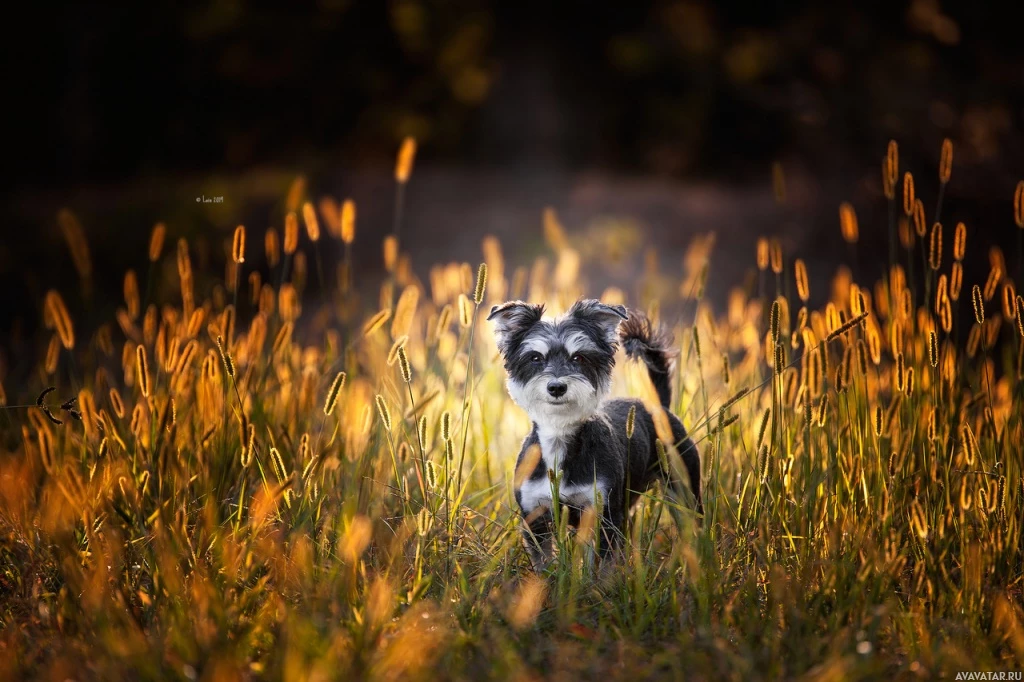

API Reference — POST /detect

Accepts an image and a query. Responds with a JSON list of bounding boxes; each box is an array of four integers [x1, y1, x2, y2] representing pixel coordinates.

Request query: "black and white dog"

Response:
[[488, 299, 702, 570]]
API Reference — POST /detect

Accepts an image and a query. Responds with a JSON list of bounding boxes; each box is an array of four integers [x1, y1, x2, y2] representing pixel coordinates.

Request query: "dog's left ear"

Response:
[[567, 299, 629, 346], [487, 300, 545, 353]]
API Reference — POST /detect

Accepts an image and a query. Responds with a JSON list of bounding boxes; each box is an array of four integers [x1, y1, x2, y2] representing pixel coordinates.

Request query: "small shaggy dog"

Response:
[[487, 298, 702, 570]]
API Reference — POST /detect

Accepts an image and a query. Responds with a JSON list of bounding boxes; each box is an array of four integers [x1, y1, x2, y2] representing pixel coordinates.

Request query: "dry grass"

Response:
[[1, 142, 1023, 681]]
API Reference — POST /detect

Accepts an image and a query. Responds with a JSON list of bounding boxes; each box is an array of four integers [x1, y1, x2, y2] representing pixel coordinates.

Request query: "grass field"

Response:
[[2, 141, 1024, 681]]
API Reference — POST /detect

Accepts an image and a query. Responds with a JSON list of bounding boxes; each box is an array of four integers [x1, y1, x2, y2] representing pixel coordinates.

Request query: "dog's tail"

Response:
[[619, 310, 676, 408]]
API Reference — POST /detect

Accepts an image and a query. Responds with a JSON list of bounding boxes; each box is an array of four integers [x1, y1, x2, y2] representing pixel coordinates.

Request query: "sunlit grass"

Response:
[[1, 142, 1023, 680]]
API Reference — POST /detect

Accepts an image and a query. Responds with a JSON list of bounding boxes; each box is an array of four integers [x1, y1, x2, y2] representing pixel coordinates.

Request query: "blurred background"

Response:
[[2, 0, 1023, 345]]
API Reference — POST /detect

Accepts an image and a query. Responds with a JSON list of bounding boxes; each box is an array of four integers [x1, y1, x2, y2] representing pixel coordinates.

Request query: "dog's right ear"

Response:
[[487, 301, 545, 352]]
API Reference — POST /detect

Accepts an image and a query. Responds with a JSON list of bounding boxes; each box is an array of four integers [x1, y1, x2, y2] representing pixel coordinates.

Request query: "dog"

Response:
[[487, 298, 702, 570]]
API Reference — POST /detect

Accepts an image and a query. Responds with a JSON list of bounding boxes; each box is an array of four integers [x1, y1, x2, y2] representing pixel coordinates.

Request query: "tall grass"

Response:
[[1, 142, 1023, 681]]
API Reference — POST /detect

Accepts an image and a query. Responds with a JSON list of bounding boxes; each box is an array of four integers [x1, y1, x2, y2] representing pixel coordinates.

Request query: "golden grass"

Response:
[[1, 142, 1023, 680]]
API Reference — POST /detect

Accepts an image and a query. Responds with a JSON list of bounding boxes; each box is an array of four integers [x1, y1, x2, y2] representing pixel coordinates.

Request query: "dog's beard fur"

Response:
[[507, 373, 606, 458]]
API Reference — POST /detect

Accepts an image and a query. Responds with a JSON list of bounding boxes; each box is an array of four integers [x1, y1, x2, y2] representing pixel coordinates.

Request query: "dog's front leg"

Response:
[[522, 508, 554, 572]]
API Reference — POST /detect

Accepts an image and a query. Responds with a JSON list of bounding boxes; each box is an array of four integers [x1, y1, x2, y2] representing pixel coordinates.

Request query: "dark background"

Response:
[[2, 0, 1023, 354], [8, 1, 1023, 185]]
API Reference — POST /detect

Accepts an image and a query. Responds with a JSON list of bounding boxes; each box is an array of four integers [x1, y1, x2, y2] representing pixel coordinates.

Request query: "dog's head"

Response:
[[488, 299, 628, 432]]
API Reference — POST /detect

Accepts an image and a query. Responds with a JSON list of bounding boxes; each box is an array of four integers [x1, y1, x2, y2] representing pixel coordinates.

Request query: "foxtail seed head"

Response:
[[45, 335, 59, 375], [795, 259, 809, 302], [972, 285, 985, 325], [418, 415, 428, 450], [270, 447, 288, 482], [913, 200, 926, 237], [770, 299, 781, 343], [886, 140, 899, 189], [839, 202, 859, 243], [387, 336, 409, 366], [655, 439, 668, 472], [1016, 296, 1024, 337], [902, 172, 915, 217], [124, 270, 140, 320], [232, 225, 246, 264], [284, 212, 299, 255], [950, 262, 963, 301], [302, 202, 320, 242], [1014, 180, 1023, 228], [149, 223, 166, 262], [954, 222, 966, 261], [625, 405, 636, 440], [441, 411, 452, 441], [928, 223, 942, 270], [1000, 281, 1016, 320], [109, 388, 125, 419], [216, 335, 235, 378], [136, 345, 150, 398], [341, 199, 356, 244], [397, 346, 412, 383], [265, 228, 281, 267], [324, 372, 346, 416], [983, 266, 1002, 302], [45, 290, 75, 350], [363, 309, 391, 338], [756, 408, 771, 451], [391, 286, 418, 339], [37, 429, 56, 473], [383, 235, 399, 273], [961, 424, 979, 465], [935, 274, 948, 315], [474, 262, 488, 304], [375, 395, 393, 431], [756, 238, 769, 270], [241, 424, 256, 468], [825, 312, 867, 343], [177, 238, 192, 280], [770, 239, 783, 274], [722, 387, 751, 414], [807, 348, 823, 396], [939, 138, 953, 183], [395, 137, 416, 183], [458, 294, 473, 328]]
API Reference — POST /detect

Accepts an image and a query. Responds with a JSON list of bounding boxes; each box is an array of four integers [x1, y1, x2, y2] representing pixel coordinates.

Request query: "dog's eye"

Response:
[[572, 354, 586, 365], [529, 352, 544, 364]]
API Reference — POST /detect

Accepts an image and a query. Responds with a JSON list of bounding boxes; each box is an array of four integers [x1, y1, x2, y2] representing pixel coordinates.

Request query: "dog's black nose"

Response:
[[547, 381, 567, 398]]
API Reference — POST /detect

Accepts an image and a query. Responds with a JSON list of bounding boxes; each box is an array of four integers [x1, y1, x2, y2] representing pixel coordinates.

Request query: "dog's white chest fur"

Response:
[[518, 477, 604, 514], [517, 427, 607, 514]]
